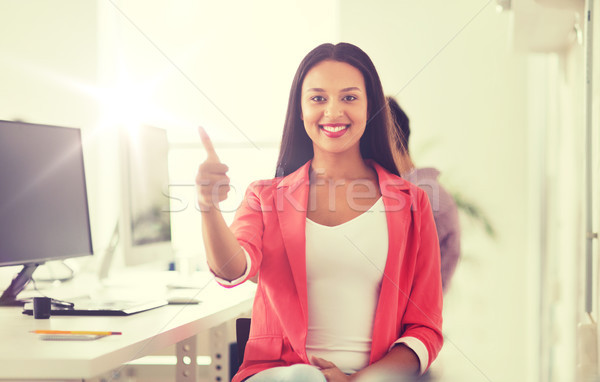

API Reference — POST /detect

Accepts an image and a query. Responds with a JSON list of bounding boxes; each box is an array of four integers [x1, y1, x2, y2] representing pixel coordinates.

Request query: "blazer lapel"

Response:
[[369, 162, 414, 363], [275, 162, 311, 328]]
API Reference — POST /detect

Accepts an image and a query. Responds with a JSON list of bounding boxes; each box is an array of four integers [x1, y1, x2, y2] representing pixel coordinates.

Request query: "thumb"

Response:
[[198, 126, 220, 162]]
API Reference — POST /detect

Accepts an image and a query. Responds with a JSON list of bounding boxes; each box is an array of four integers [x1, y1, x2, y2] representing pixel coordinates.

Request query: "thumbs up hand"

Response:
[[196, 127, 230, 210]]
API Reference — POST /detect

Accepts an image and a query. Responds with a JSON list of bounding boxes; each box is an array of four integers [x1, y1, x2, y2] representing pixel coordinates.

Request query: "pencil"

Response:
[[31, 330, 122, 336]]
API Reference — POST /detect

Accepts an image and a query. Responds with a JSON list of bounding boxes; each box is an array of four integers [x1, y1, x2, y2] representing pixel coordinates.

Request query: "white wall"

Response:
[[594, 2, 600, 374], [92, 0, 342, 265], [0, 0, 342, 275], [95, 0, 341, 143], [0, 0, 102, 280], [0, 1, 99, 127], [522, 2, 599, 381]]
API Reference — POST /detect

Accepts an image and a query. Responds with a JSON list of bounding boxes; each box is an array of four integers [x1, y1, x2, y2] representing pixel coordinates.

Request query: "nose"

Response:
[[324, 101, 343, 118]]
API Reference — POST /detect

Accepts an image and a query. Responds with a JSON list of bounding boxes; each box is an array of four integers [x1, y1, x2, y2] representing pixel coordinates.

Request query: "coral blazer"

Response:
[[217, 160, 443, 382]]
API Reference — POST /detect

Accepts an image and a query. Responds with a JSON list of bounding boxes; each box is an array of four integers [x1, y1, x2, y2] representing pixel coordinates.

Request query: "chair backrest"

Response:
[[236, 318, 251, 364]]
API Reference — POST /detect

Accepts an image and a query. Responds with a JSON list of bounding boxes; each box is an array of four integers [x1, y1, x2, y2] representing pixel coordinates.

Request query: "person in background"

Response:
[[387, 96, 461, 294], [196, 43, 443, 382]]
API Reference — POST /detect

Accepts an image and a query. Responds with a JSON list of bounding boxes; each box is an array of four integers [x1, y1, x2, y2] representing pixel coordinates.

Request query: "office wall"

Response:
[[594, 3, 600, 373], [337, 1, 531, 381], [0, 0, 342, 273], [532, 3, 600, 380], [528, 49, 584, 382], [0, 1, 99, 127], [92, 0, 343, 265], [94, 0, 342, 143], [0, 1, 103, 278], [521, 2, 599, 381]]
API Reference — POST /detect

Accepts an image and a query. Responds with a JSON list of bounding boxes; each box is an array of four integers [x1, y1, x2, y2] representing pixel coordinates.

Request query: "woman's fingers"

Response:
[[312, 357, 349, 382], [197, 161, 229, 178], [197, 184, 231, 201], [312, 356, 336, 369], [196, 126, 230, 208], [198, 126, 220, 162]]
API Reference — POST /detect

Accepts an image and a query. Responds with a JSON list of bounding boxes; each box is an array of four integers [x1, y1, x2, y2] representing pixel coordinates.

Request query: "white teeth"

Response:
[[322, 125, 347, 132]]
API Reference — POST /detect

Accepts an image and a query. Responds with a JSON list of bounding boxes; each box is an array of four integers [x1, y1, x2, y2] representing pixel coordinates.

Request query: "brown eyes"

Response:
[[309, 95, 358, 102]]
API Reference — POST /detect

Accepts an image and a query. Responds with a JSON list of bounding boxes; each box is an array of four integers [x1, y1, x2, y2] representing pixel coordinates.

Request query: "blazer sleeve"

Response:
[[214, 181, 266, 288], [400, 189, 444, 369]]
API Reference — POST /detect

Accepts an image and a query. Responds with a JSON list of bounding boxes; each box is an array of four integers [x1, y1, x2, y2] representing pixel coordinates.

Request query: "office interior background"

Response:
[[0, 0, 599, 381]]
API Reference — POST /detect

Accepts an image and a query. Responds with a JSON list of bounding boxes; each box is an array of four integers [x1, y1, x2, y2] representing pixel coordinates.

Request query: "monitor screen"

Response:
[[0, 121, 93, 266], [0, 120, 93, 305], [120, 125, 173, 267]]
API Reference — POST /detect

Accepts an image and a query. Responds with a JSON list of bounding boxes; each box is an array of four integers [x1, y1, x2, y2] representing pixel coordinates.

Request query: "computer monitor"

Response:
[[0, 120, 93, 306], [119, 125, 173, 268]]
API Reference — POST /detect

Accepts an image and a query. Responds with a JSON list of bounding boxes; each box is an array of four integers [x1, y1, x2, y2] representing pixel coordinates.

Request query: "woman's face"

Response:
[[301, 60, 368, 157]]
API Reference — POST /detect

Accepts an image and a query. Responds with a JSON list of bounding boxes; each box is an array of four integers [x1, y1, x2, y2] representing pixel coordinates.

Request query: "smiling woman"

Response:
[[197, 42, 443, 382], [275, 43, 401, 179]]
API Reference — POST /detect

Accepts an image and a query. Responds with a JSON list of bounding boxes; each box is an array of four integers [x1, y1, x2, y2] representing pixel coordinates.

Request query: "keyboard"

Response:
[[22, 298, 168, 316]]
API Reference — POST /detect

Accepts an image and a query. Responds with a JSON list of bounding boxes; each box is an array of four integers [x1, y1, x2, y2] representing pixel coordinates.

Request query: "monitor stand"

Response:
[[97, 220, 120, 281], [0, 263, 39, 306]]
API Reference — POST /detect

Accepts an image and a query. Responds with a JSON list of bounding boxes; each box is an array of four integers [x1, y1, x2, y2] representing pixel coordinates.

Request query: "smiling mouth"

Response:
[[319, 124, 349, 138], [320, 124, 349, 132]]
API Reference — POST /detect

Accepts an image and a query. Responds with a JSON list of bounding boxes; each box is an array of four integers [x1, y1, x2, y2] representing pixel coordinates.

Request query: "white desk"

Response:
[[0, 273, 255, 381]]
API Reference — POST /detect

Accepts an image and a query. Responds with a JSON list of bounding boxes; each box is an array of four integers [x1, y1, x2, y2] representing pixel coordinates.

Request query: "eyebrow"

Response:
[[305, 87, 363, 93]]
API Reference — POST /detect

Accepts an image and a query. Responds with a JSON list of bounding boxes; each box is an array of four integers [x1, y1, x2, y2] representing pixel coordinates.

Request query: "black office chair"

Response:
[[235, 318, 251, 366]]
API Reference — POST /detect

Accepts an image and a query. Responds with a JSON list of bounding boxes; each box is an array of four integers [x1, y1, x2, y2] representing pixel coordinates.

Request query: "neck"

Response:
[[310, 150, 373, 181]]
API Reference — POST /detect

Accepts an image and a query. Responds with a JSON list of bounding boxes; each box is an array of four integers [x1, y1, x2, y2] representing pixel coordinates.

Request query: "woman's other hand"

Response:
[[312, 356, 351, 382]]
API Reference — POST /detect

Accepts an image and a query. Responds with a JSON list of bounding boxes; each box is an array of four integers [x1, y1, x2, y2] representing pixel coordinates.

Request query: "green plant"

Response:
[[451, 191, 496, 239]]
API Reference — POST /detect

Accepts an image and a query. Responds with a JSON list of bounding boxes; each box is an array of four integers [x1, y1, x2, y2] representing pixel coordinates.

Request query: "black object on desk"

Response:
[[33, 297, 51, 319], [22, 298, 168, 316]]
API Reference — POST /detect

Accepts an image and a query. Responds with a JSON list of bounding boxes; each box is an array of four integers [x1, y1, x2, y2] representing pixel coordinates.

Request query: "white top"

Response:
[[305, 197, 389, 374]]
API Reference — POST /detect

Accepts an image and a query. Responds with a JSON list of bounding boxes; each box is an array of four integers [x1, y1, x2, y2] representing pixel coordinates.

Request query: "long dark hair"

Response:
[[386, 96, 414, 174], [275, 42, 399, 177], [387, 96, 410, 154]]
